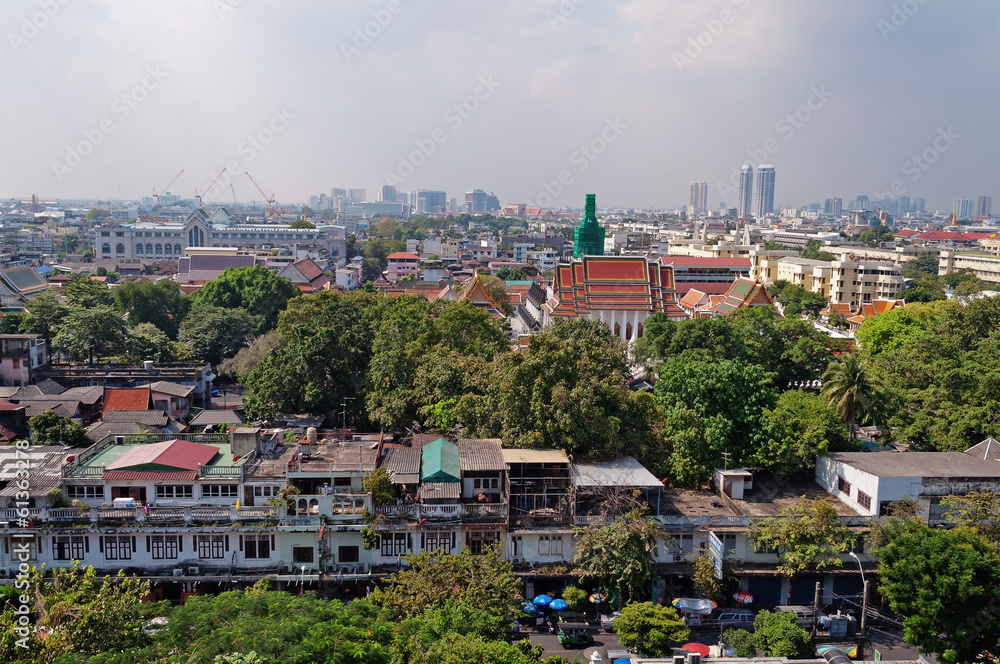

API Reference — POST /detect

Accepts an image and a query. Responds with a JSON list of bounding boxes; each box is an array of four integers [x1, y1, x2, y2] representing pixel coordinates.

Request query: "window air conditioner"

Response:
[[172, 568, 184, 577], [673, 555, 685, 562], [187, 566, 200, 576]]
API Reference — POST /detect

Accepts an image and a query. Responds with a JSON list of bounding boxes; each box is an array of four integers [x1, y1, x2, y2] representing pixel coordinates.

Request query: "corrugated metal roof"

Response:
[[102, 410, 170, 425], [420, 482, 460, 500], [571, 457, 663, 488], [421, 438, 460, 482], [189, 410, 244, 426], [458, 437, 506, 471], [501, 449, 569, 464], [106, 439, 219, 471], [382, 446, 421, 484], [147, 381, 195, 398], [102, 470, 197, 481]]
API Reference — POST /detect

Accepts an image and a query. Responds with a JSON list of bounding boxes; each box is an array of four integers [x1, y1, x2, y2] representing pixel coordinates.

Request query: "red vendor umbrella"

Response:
[[682, 643, 711, 657]]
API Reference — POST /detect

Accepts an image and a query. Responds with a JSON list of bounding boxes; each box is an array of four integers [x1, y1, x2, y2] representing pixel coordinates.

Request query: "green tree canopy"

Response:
[[458, 318, 654, 459], [902, 251, 939, 279], [370, 546, 522, 641], [64, 275, 115, 309], [752, 390, 853, 473], [179, 304, 255, 365], [19, 291, 66, 341], [749, 497, 856, 604], [194, 266, 297, 333], [29, 409, 90, 447], [614, 602, 689, 657], [114, 279, 190, 338], [654, 356, 777, 485], [752, 610, 813, 657], [876, 520, 1000, 664], [573, 510, 662, 606], [855, 306, 928, 357], [0, 563, 154, 662], [52, 304, 128, 363]]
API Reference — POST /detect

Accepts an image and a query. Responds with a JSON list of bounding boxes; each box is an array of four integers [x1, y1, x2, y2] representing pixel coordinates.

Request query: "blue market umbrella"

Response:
[[521, 602, 542, 617], [550, 599, 569, 611], [533, 594, 553, 606]]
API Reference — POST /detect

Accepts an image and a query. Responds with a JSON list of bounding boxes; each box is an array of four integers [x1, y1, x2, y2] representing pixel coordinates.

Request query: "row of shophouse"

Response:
[[2, 430, 998, 606]]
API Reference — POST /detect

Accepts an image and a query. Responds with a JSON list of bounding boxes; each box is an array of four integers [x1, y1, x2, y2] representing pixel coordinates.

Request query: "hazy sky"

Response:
[[2, 0, 997, 212]]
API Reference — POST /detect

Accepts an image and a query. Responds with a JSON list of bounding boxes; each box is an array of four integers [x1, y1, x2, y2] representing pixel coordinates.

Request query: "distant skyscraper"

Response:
[[898, 196, 910, 214], [975, 196, 992, 217], [573, 194, 605, 258], [415, 189, 447, 214], [824, 198, 843, 216], [348, 188, 366, 204], [737, 165, 753, 219], [688, 181, 708, 215], [379, 185, 397, 202], [954, 198, 974, 219], [331, 188, 347, 199], [913, 198, 926, 213], [753, 165, 775, 219]]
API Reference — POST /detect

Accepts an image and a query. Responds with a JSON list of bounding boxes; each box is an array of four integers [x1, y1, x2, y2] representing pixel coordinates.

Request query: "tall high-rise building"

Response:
[[753, 165, 775, 219], [913, 198, 926, 213], [465, 189, 500, 213], [897, 196, 910, 214], [737, 165, 753, 219], [954, 198, 974, 219], [975, 196, 993, 218], [573, 194, 605, 258], [415, 189, 447, 214], [824, 198, 843, 216], [687, 181, 708, 215], [379, 185, 397, 202], [348, 188, 366, 204], [331, 188, 347, 199]]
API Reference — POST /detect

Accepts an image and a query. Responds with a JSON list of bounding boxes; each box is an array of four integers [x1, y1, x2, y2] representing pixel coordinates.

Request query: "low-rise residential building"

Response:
[[829, 261, 904, 309], [386, 252, 420, 281], [939, 249, 1000, 284], [0, 334, 48, 387], [816, 441, 1000, 523]]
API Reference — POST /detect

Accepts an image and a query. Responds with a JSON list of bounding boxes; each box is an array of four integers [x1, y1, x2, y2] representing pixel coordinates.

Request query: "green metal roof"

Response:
[[421, 438, 460, 483]]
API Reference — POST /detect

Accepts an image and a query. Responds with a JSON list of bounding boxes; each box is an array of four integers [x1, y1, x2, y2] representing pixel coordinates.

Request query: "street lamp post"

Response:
[[848, 551, 869, 647]]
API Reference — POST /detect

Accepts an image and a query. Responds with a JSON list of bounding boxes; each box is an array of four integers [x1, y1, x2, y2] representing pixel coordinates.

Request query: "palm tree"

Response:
[[821, 353, 877, 446]]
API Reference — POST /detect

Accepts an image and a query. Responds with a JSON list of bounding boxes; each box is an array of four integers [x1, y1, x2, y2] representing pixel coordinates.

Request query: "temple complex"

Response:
[[542, 255, 686, 340]]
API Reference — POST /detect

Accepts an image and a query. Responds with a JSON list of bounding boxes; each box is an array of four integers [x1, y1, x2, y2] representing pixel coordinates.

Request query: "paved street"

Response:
[[521, 623, 924, 662]]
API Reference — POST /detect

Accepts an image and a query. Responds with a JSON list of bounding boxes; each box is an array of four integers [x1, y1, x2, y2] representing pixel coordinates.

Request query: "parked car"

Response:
[[600, 611, 623, 632], [716, 608, 757, 631], [557, 623, 595, 648]]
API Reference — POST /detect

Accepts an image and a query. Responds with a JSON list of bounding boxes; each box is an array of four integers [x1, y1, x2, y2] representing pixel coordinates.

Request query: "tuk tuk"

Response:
[[556, 622, 595, 648]]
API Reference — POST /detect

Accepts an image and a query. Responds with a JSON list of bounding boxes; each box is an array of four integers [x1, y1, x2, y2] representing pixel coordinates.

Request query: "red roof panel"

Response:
[[103, 387, 151, 411], [106, 439, 220, 471]]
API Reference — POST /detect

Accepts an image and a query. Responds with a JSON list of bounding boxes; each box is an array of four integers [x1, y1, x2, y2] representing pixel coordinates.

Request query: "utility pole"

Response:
[[340, 397, 354, 439], [810, 581, 821, 638], [858, 579, 869, 655]]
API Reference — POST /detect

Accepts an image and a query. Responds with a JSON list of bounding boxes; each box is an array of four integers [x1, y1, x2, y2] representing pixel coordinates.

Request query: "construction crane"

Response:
[[194, 168, 227, 209], [245, 172, 276, 221], [230, 183, 243, 223], [152, 170, 184, 216]]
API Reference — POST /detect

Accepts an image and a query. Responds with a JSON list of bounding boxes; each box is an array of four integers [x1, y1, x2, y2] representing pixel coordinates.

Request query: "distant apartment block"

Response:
[[687, 181, 708, 216], [939, 248, 1000, 284], [415, 190, 447, 215], [753, 165, 775, 219], [824, 197, 843, 216], [830, 261, 904, 309], [975, 196, 992, 218]]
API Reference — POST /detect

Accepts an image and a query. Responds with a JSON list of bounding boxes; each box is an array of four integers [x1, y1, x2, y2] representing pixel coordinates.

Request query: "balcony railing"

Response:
[[21, 505, 278, 525]]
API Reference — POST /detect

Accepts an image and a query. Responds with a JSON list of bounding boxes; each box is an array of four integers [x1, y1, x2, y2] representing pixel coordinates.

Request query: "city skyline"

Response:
[[1, 1, 997, 212]]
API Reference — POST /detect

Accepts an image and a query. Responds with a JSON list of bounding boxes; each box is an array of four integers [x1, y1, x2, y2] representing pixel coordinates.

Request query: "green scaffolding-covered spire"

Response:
[[573, 193, 605, 258]]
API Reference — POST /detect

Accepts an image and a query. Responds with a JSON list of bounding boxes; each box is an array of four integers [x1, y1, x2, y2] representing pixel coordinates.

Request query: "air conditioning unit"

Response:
[[0, 568, 11, 579], [172, 568, 184, 577], [281, 565, 293, 574], [673, 555, 685, 562], [187, 566, 200, 576]]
